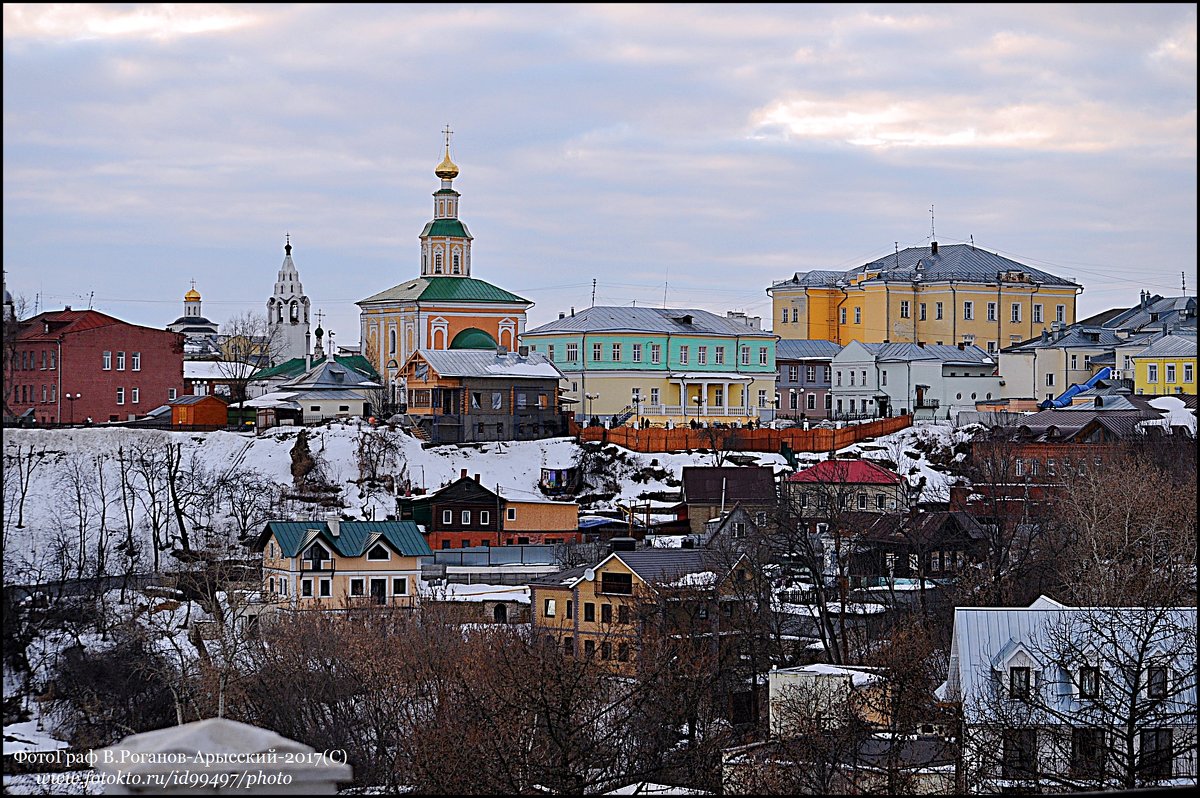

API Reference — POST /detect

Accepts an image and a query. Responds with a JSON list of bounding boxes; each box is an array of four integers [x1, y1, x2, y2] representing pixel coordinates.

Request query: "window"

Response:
[[1078, 666, 1100, 698], [740, 346, 750, 365], [936, 302, 944, 320], [881, 370, 888, 386], [1139, 729, 1173, 778], [460, 510, 471, 525], [103, 351, 112, 370], [600, 641, 612, 660], [650, 387, 659, 404], [350, 578, 365, 596], [1146, 666, 1167, 698], [1056, 304, 1066, 323], [919, 303, 927, 321], [584, 639, 595, 658], [393, 577, 407, 595], [492, 392, 502, 410], [679, 345, 689, 365], [611, 342, 621, 361], [301, 578, 314, 598], [759, 347, 768, 365], [116, 387, 125, 405], [823, 365, 832, 382], [840, 307, 847, 324], [1165, 364, 1176, 383], [600, 572, 633, 594], [480, 511, 490, 526], [836, 371, 842, 387], [857, 493, 867, 510], [566, 343, 579, 361], [1147, 364, 1158, 383], [131, 352, 141, 371], [1011, 303, 1022, 322], [1186, 363, 1194, 382], [697, 346, 707, 364], [584, 602, 595, 622], [442, 510, 453, 525], [1071, 728, 1105, 777], [543, 599, 556, 617], [131, 388, 139, 404], [791, 308, 798, 323], [807, 393, 816, 410], [547, 344, 555, 361], [987, 302, 997, 322], [786, 365, 797, 383], [168, 388, 177, 400], [1009, 666, 1031, 700], [1046, 373, 1056, 387], [565, 600, 573, 619], [1071, 354, 1078, 369], [781, 308, 789, 324], [752, 389, 765, 408], [506, 507, 516, 522], [592, 343, 602, 361], [630, 343, 642, 363], [849, 371, 855, 386], [854, 307, 862, 324], [618, 643, 630, 661], [319, 578, 332, 598], [367, 544, 389, 561], [1002, 728, 1037, 778], [900, 300, 910, 319], [650, 344, 662, 364], [963, 301, 974, 320], [601, 604, 612, 624], [116, 351, 126, 370]]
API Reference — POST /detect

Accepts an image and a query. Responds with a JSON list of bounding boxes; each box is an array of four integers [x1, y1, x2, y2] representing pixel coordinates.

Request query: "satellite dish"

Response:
[[584, 568, 596, 581]]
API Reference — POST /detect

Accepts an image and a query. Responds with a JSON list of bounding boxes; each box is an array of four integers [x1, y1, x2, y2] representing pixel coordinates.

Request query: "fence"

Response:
[[578, 414, 913, 453]]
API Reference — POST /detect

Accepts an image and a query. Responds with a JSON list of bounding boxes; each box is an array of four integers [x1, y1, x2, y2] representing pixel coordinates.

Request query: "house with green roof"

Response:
[[259, 518, 431, 609], [357, 137, 532, 414]]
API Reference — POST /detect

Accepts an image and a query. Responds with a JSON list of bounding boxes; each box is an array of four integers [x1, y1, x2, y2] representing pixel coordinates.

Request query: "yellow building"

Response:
[[768, 242, 1081, 356], [357, 133, 532, 410], [1132, 333, 1197, 396], [259, 519, 432, 610]]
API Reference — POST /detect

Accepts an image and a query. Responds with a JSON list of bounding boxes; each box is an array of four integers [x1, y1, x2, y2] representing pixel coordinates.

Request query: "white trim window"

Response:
[[116, 387, 125, 405], [461, 510, 471, 525], [442, 510, 453, 524], [350, 578, 365, 597], [301, 578, 314, 598], [103, 351, 112, 370], [367, 544, 390, 561], [392, 577, 408, 596], [480, 510, 490, 526], [131, 352, 141, 371], [319, 578, 332, 598], [116, 351, 126, 370], [963, 301, 974, 321]]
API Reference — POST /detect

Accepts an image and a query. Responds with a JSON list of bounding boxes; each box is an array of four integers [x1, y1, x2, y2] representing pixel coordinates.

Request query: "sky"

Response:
[[3, 3, 1196, 345]]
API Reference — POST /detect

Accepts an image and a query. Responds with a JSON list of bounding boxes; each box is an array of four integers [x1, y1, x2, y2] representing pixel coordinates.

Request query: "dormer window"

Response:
[[1009, 666, 1031, 700], [367, 543, 390, 561]]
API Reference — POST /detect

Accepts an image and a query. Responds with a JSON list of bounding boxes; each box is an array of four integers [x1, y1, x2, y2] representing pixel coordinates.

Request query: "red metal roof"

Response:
[[786, 459, 902, 485]]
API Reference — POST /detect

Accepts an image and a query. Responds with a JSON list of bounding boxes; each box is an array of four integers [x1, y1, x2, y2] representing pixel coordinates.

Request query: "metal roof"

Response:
[[525, 306, 776, 337], [776, 339, 842, 361], [682, 466, 776, 503], [262, 520, 431, 558], [358, 277, 530, 305], [283, 358, 381, 390], [1134, 333, 1197, 359], [842, 342, 993, 364], [412, 349, 564, 380]]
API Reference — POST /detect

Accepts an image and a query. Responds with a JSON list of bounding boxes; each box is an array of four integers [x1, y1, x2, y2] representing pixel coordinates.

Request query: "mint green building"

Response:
[[522, 307, 778, 423]]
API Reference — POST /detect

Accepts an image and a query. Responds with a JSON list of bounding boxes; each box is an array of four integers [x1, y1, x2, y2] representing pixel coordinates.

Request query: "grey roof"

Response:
[[776, 339, 842, 361], [682, 466, 776, 504], [530, 549, 737, 589], [943, 598, 1196, 723], [1133, 333, 1197, 359], [1098, 294, 1197, 333], [525, 306, 775, 338], [412, 349, 564, 380], [847, 342, 994, 364], [168, 394, 226, 406], [283, 358, 382, 390], [771, 243, 1079, 291], [1003, 326, 1128, 352]]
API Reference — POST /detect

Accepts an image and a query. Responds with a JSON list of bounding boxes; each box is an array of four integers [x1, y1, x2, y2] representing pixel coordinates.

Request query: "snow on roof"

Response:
[[605, 782, 711, 795], [419, 582, 530, 604], [774, 663, 884, 687], [665, 570, 717, 588]]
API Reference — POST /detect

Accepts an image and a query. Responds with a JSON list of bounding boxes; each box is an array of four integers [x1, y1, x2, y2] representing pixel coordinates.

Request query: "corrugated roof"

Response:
[[262, 520, 431, 558], [358, 277, 530, 305], [843, 342, 993, 364], [1134, 334, 1197, 359], [1003, 327, 1127, 352], [412, 349, 564, 380], [682, 466, 776, 503], [787, 459, 903, 485], [283, 359, 382, 390], [252, 355, 378, 382], [776, 339, 842, 361], [168, 395, 227, 406], [419, 219, 472, 239], [525, 306, 776, 337]]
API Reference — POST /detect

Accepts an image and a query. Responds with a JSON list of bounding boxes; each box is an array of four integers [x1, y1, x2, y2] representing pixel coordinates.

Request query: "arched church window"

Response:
[[452, 253, 460, 273], [277, 303, 284, 322], [434, 252, 443, 274], [290, 302, 299, 323], [389, 329, 396, 354]]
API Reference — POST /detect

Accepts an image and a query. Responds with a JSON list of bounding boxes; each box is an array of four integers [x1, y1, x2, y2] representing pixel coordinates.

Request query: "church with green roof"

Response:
[[357, 130, 532, 409]]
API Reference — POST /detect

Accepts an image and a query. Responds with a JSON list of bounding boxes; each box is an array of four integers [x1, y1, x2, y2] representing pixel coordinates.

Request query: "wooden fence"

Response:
[[578, 415, 913, 453]]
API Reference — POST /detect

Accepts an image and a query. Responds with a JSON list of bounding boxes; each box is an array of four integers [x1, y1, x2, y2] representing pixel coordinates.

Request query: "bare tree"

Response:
[[217, 311, 282, 404]]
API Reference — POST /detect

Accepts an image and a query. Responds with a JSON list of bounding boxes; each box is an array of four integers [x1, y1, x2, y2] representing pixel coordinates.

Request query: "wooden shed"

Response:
[[169, 394, 228, 427]]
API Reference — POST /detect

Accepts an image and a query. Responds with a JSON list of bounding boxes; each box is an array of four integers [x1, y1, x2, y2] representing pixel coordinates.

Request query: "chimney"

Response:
[[570, 307, 575, 317], [559, 311, 566, 320], [326, 514, 341, 538], [1041, 329, 1049, 343], [474, 473, 481, 483], [957, 342, 965, 350], [497, 345, 508, 356], [931, 241, 938, 255], [460, 468, 468, 479], [64, 305, 72, 311], [518, 345, 529, 357]]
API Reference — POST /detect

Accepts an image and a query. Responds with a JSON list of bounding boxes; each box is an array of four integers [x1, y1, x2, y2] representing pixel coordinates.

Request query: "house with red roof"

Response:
[[7, 307, 184, 424], [784, 458, 907, 515]]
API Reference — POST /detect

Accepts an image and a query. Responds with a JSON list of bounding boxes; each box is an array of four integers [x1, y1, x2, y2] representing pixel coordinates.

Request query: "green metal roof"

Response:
[[262, 520, 431, 558], [420, 219, 472, 239], [359, 277, 531, 305], [251, 354, 379, 382], [433, 189, 460, 196], [449, 327, 499, 350]]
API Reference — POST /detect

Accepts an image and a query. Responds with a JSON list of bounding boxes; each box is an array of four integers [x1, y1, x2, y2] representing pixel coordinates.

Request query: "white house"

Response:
[[939, 595, 1197, 792], [830, 341, 1000, 420]]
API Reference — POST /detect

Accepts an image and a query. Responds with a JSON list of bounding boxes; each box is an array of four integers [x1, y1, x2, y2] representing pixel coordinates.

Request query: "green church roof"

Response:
[[449, 327, 499, 350], [358, 277, 532, 306], [420, 219, 472, 239]]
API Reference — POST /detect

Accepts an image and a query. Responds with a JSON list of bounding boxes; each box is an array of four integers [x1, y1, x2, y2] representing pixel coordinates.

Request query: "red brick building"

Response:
[[7, 308, 185, 424]]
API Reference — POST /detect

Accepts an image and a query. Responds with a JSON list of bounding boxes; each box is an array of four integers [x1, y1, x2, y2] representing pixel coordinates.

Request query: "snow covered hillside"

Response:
[[2, 420, 967, 584]]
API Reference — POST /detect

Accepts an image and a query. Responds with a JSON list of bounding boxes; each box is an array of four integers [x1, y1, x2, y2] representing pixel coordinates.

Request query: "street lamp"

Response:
[[632, 395, 642, 428], [692, 394, 703, 423], [585, 392, 599, 423], [65, 392, 81, 425]]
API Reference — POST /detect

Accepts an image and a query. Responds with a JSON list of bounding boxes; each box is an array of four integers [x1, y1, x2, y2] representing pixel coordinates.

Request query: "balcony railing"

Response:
[[301, 559, 335, 573]]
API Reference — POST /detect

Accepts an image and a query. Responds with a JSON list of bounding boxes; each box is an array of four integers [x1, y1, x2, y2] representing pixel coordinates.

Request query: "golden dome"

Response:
[[435, 147, 459, 180], [184, 288, 202, 301]]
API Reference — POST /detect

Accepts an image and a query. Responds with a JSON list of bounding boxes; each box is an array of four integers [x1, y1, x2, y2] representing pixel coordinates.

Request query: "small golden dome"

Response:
[[184, 288, 201, 301], [435, 147, 459, 180]]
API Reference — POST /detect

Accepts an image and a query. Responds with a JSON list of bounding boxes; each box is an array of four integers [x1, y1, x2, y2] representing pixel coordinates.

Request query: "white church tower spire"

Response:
[[266, 234, 311, 364]]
